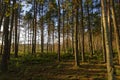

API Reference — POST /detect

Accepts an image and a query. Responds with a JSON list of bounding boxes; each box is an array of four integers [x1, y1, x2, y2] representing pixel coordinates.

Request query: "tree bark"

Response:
[[73, 0, 79, 67], [110, 0, 120, 65], [62, 9, 65, 53], [101, 17, 106, 63], [80, 0, 85, 62], [32, 0, 37, 54], [14, 6, 18, 57], [1, 0, 10, 72], [8, 0, 15, 59], [101, 0, 115, 79], [41, 3, 44, 54], [86, 0, 93, 58], [58, 0, 61, 61]]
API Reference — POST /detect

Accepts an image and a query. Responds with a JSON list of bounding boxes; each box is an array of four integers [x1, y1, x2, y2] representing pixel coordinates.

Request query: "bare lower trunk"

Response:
[[73, 1, 79, 67]]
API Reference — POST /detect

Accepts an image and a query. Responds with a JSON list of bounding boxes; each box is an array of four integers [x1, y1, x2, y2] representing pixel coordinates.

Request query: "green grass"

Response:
[[115, 69, 120, 75], [0, 52, 120, 80]]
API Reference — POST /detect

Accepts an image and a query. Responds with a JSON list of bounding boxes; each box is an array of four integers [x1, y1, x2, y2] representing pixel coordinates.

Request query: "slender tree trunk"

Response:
[[32, 0, 37, 54], [58, 0, 61, 61], [47, 21, 50, 53], [12, 30, 15, 52], [28, 21, 30, 53], [71, 4, 74, 55], [62, 9, 65, 53], [0, 1, 5, 55], [41, 4, 44, 54], [66, 13, 69, 53], [86, 1, 93, 58], [0, 0, 5, 30], [0, 34, 4, 55], [101, 17, 106, 63], [1, 0, 10, 72], [24, 29, 27, 53], [118, 0, 120, 37], [78, 30, 81, 55], [80, 0, 85, 62], [8, 0, 15, 59], [17, 8, 20, 55], [110, 0, 120, 65], [34, 2, 37, 54], [101, 0, 115, 79], [107, 0, 113, 59], [73, 1, 79, 67], [52, 25, 55, 53], [14, 6, 18, 57], [0, 13, 4, 30], [30, 28, 32, 53], [47, 11, 52, 53]]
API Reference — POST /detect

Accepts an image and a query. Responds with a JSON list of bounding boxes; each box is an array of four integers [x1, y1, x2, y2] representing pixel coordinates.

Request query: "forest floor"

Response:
[[0, 53, 120, 80]]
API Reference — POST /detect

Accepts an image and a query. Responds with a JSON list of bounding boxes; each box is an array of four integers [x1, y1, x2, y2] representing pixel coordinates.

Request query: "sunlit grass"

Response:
[[0, 52, 120, 80]]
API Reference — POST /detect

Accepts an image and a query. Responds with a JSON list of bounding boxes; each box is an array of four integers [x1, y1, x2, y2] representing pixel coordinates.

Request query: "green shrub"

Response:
[[61, 53, 74, 60]]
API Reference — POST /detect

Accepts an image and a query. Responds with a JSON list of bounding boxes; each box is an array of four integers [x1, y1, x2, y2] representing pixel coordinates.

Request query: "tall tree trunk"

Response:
[[32, 0, 37, 54], [58, 0, 61, 61], [101, 0, 115, 79], [47, 11, 52, 53], [52, 24, 55, 53], [14, 6, 18, 57], [41, 4, 44, 54], [17, 7, 20, 55], [110, 0, 120, 65], [28, 21, 30, 53], [47, 21, 50, 53], [12, 30, 15, 52], [24, 29, 26, 53], [1, 0, 10, 72], [80, 0, 85, 62], [0, 33, 4, 55], [107, 0, 113, 60], [73, 0, 79, 67], [0, 0, 5, 30], [8, 0, 15, 59], [86, 1, 93, 58], [71, 4, 74, 55], [0, 12, 4, 30], [118, 0, 120, 37], [101, 17, 106, 63], [0, 1, 5, 55], [62, 9, 65, 53], [66, 13, 69, 53]]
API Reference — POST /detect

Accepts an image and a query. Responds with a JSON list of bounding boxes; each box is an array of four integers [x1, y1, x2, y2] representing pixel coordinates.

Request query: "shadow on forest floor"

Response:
[[0, 54, 120, 80]]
